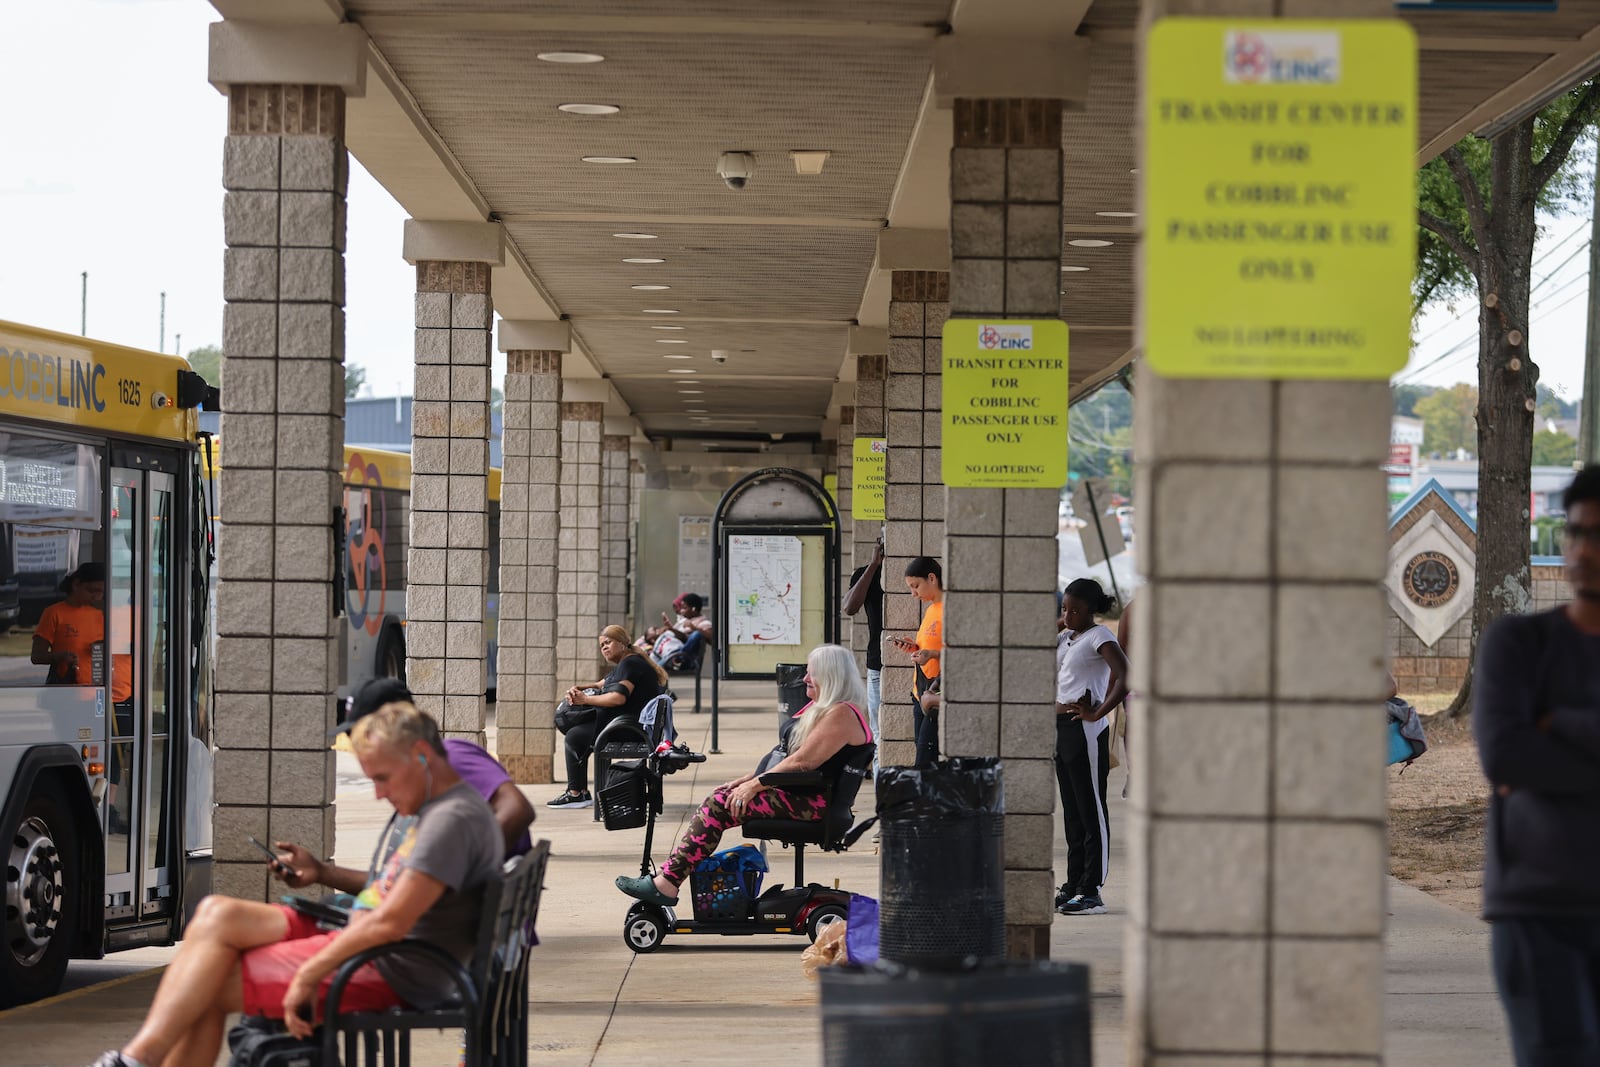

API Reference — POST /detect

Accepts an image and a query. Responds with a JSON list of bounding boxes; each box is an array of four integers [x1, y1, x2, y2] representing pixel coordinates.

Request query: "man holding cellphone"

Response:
[[268, 678, 534, 896]]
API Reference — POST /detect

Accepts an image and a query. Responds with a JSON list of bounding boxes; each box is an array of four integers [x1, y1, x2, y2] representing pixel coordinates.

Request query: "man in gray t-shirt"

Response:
[[86, 703, 508, 1067], [357, 781, 504, 1006]]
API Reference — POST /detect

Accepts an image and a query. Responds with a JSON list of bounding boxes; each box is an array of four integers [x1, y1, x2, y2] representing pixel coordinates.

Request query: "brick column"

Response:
[[602, 435, 632, 629], [852, 355, 887, 679], [1128, 1, 1391, 1058], [882, 273, 948, 767], [213, 84, 347, 902], [942, 99, 1066, 960], [629, 453, 645, 625], [835, 404, 856, 655], [496, 350, 562, 783], [407, 259, 493, 743], [557, 402, 605, 689]]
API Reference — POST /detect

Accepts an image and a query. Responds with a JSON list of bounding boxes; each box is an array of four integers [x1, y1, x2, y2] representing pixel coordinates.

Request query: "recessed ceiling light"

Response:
[[664, 353, 693, 359], [650, 325, 686, 330], [624, 257, 665, 264], [1061, 265, 1091, 272], [687, 409, 708, 414], [668, 369, 696, 375], [1068, 239, 1114, 248], [582, 156, 637, 164], [632, 284, 671, 291], [558, 103, 620, 115], [679, 389, 704, 394], [1095, 211, 1137, 218], [656, 338, 688, 344], [641, 308, 679, 314], [613, 232, 658, 240], [538, 51, 605, 63]]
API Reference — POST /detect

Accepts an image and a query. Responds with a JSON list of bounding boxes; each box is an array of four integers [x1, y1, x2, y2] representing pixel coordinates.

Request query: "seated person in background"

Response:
[[549, 625, 667, 809], [270, 678, 534, 896], [636, 593, 713, 666], [85, 702, 503, 1067], [615, 643, 871, 906]]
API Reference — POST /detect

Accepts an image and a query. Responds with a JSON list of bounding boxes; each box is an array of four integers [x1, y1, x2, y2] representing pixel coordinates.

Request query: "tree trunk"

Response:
[[1448, 122, 1539, 717]]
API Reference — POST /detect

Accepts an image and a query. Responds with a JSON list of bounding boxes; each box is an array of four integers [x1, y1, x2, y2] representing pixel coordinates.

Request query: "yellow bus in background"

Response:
[[205, 445, 503, 701]]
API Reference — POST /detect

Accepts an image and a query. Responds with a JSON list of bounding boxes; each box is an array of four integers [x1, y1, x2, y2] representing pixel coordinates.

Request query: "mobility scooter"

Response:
[[600, 738, 875, 953]]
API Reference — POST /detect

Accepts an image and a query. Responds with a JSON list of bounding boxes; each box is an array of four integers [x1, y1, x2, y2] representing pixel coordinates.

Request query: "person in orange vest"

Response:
[[32, 561, 109, 686]]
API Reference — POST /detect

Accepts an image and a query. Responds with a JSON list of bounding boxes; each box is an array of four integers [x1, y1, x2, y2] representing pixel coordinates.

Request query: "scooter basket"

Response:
[[598, 767, 651, 831], [690, 844, 767, 920]]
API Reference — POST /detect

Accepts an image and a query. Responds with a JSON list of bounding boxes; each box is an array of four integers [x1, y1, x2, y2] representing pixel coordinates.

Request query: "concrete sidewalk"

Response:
[[4, 680, 1508, 1065]]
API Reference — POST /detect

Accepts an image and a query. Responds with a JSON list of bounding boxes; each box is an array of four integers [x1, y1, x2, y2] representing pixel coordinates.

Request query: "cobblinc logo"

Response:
[[977, 324, 1034, 351], [1224, 31, 1340, 85]]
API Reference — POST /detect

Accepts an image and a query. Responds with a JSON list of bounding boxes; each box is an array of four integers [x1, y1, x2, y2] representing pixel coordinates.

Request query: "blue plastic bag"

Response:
[[845, 894, 879, 965]]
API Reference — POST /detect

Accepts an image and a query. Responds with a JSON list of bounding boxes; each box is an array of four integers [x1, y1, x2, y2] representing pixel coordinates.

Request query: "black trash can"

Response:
[[775, 662, 808, 738], [819, 961, 1092, 1067], [877, 758, 1005, 968]]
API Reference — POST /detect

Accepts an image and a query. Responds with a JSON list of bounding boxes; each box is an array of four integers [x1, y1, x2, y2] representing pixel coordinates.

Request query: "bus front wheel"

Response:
[[0, 778, 80, 1007]]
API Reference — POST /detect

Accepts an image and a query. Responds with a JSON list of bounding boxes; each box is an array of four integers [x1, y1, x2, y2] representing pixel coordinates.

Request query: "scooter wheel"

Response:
[[806, 903, 848, 943], [624, 909, 667, 953]]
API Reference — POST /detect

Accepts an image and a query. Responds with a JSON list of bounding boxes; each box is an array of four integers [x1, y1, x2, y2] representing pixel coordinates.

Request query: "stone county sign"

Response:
[[1387, 497, 1474, 647]]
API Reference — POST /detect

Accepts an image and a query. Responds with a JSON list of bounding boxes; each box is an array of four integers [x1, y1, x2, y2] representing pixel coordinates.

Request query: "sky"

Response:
[[0, 0, 420, 395], [1397, 170, 1597, 402], [1, 1, 1592, 405]]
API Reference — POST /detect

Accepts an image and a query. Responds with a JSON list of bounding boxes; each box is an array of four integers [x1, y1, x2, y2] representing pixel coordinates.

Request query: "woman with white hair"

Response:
[[615, 644, 871, 906]]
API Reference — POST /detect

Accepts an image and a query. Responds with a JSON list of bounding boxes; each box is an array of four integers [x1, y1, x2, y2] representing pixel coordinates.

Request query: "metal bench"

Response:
[[321, 840, 551, 1067]]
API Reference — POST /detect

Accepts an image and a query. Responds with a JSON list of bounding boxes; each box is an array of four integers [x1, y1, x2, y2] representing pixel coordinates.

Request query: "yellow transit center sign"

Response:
[[941, 319, 1069, 488], [1143, 19, 1416, 379], [852, 437, 886, 521]]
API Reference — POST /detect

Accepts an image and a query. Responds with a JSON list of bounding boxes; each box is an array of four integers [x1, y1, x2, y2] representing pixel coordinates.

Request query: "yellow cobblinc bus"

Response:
[[0, 320, 217, 1006], [205, 446, 502, 701]]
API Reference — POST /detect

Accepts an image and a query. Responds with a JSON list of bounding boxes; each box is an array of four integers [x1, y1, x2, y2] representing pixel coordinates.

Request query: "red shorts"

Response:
[[238, 905, 404, 1019]]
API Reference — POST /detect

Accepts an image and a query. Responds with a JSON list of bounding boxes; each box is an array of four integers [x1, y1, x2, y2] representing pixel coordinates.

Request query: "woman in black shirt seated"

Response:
[[548, 625, 668, 809]]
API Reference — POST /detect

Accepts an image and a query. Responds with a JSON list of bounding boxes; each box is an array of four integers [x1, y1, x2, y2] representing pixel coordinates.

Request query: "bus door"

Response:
[[104, 456, 181, 931]]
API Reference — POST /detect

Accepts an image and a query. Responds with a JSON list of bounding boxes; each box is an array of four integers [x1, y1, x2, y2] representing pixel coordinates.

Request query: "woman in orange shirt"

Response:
[[890, 556, 943, 767]]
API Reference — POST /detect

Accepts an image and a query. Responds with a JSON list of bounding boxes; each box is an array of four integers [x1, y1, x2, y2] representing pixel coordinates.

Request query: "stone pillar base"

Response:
[[502, 753, 553, 785], [1006, 924, 1051, 961]]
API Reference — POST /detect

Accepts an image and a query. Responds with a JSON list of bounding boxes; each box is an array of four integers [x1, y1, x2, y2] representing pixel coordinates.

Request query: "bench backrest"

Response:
[[469, 841, 551, 1053]]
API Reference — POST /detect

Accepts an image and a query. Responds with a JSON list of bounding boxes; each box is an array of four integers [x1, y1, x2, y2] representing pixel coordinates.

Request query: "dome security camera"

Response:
[[710, 349, 730, 364], [717, 152, 755, 190]]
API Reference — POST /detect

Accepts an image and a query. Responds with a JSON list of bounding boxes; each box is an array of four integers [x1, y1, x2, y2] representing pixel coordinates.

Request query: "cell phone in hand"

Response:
[[248, 835, 290, 874]]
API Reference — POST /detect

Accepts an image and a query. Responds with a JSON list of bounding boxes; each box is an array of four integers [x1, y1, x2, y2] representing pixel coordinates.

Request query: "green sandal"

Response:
[[615, 874, 679, 907]]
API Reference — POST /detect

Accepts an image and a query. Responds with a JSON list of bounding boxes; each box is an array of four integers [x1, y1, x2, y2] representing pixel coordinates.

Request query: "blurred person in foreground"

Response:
[[1475, 464, 1600, 1067]]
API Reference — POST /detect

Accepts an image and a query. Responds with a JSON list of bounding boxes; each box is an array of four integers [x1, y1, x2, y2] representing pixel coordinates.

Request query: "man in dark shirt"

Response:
[[843, 534, 885, 775], [1474, 464, 1600, 1067]]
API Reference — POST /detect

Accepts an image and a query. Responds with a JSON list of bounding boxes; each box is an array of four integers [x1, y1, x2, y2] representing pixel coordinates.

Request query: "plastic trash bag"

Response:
[[802, 919, 849, 981], [845, 894, 879, 966]]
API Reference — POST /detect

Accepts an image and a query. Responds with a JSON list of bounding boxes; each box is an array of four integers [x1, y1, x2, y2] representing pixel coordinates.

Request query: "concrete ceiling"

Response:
[[212, 0, 1600, 447]]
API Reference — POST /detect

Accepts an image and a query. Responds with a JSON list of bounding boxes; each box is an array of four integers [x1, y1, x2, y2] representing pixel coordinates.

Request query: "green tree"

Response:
[[1392, 382, 1435, 418], [1414, 79, 1600, 714], [345, 362, 367, 399], [1414, 382, 1478, 456], [1536, 382, 1577, 420], [1068, 380, 1133, 497], [186, 344, 223, 385], [1532, 428, 1577, 466]]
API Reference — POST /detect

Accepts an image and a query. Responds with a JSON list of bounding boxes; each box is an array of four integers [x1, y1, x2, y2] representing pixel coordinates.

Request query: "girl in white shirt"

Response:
[[1054, 578, 1129, 916]]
